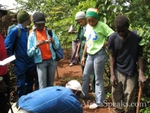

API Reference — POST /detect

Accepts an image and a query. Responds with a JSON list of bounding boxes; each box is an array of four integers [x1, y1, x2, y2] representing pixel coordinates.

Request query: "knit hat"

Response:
[[75, 11, 86, 20], [0, 9, 7, 16], [86, 8, 98, 19], [32, 12, 45, 24], [17, 10, 30, 23]]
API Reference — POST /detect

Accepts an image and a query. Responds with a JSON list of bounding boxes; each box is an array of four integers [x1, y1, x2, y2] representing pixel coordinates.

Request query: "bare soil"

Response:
[[56, 59, 114, 113], [9, 58, 114, 113]]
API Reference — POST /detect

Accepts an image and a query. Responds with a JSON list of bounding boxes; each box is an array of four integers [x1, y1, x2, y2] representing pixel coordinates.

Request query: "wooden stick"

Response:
[[136, 82, 143, 113], [56, 67, 59, 79]]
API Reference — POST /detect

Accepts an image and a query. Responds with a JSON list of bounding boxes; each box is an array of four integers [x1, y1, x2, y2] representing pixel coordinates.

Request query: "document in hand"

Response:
[[0, 55, 16, 66]]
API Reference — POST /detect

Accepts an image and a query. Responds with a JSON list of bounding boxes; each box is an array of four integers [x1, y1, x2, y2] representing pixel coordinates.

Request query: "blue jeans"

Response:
[[70, 40, 78, 64], [36, 59, 57, 89], [15, 65, 36, 97], [82, 48, 107, 104]]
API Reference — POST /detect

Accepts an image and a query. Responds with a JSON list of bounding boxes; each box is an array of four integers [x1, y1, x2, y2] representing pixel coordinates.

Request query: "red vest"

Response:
[[0, 34, 8, 76]]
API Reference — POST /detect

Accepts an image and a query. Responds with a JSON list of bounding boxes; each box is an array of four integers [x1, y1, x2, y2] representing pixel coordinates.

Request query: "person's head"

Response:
[[17, 10, 31, 25], [0, 9, 7, 23], [65, 80, 85, 96], [114, 15, 130, 39], [75, 11, 87, 26], [86, 8, 99, 27], [32, 12, 45, 31]]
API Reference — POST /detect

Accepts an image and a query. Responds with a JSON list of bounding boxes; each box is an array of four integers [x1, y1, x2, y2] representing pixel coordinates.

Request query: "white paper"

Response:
[[0, 55, 16, 66], [68, 25, 75, 33]]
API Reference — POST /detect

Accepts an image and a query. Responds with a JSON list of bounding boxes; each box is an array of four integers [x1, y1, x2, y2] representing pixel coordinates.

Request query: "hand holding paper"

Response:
[[0, 55, 16, 66]]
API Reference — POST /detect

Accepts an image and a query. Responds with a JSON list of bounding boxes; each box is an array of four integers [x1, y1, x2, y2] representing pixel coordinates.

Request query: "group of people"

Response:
[[0, 9, 62, 113], [70, 8, 147, 113], [0, 6, 147, 113]]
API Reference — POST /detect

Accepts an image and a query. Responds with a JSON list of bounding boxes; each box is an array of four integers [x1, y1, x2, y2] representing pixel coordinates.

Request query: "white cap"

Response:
[[75, 11, 86, 20], [66, 80, 85, 96]]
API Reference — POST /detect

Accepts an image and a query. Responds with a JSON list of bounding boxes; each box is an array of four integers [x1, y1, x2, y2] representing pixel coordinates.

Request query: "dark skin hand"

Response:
[[109, 53, 118, 87], [110, 75, 117, 87], [109, 52, 147, 87], [36, 37, 54, 47]]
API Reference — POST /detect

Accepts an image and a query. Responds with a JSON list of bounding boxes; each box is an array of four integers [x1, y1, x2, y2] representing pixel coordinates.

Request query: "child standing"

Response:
[[75, 11, 95, 92], [81, 8, 114, 109], [27, 12, 59, 89]]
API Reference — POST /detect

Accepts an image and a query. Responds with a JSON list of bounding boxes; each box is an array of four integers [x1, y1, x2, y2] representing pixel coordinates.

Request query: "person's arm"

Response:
[[75, 41, 81, 60], [138, 56, 147, 82], [103, 41, 108, 47], [103, 36, 109, 47], [4, 28, 18, 57], [81, 44, 87, 66], [109, 53, 117, 86], [27, 33, 39, 57]]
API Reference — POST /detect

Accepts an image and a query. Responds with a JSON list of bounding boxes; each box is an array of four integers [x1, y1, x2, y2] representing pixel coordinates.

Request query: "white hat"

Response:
[[66, 80, 85, 96], [75, 11, 86, 20]]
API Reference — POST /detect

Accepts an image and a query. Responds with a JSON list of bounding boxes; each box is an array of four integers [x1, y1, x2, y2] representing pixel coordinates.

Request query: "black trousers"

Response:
[[0, 73, 10, 113], [0, 93, 9, 113]]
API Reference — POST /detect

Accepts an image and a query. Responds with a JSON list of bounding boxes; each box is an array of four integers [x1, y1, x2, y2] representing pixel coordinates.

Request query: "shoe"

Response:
[[89, 103, 106, 109], [69, 63, 74, 67], [89, 103, 99, 109]]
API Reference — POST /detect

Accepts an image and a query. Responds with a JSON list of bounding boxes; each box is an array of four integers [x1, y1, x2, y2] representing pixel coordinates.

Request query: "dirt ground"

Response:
[[56, 59, 114, 113], [9, 58, 114, 113]]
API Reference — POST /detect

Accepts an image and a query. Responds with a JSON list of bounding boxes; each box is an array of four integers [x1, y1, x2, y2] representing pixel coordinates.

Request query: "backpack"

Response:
[[48, 29, 64, 61]]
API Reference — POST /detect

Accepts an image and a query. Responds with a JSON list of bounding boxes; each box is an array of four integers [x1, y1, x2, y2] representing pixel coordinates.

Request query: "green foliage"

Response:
[[15, 0, 97, 49], [140, 96, 150, 112], [14, 0, 150, 110]]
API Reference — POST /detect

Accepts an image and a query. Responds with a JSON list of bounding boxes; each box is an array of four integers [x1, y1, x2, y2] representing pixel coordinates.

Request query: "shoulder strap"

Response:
[[16, 25, 21, 38], [12, 26, 21, 53], [77, 26, 82, 38], [47, 29, 52, 37]]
